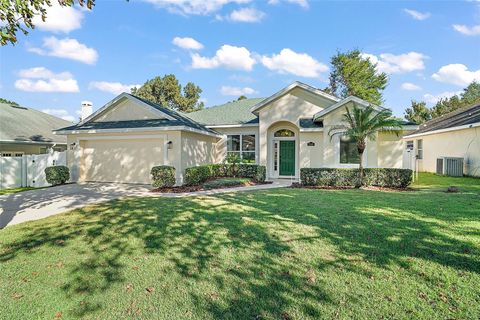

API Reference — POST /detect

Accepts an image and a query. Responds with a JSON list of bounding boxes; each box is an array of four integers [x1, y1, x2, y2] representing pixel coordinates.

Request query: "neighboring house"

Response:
[[403, 103, 480, 177], [54, 81, 417, 185], [0, 102, 70, 157]]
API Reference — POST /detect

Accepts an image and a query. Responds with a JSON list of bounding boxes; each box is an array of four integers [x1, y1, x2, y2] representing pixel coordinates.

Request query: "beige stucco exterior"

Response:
[[405, 126, 480, 177], [60, 83, 418, 185]]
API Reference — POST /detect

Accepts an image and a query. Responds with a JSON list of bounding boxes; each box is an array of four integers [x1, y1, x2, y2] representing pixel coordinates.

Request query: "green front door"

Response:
[[279, 140, 295, 176]]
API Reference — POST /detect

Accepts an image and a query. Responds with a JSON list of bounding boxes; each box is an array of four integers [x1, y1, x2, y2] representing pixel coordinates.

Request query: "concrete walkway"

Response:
[[0, 180, 292, 228]]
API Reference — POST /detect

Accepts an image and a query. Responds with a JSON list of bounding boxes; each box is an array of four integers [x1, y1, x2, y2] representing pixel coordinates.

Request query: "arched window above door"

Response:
[[274, 129, 295, 137]]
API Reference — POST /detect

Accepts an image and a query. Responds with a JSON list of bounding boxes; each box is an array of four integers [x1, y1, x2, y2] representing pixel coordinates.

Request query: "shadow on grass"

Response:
[[0, 187, 479, 318]]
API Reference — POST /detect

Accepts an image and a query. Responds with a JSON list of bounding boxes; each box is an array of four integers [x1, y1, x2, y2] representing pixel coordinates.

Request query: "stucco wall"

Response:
[[180, 131, 219, 183], [95, 99, 160, 122], [411, 126, 480, 176], [258, 87, 333, 168], [299, 132, 323, 168]]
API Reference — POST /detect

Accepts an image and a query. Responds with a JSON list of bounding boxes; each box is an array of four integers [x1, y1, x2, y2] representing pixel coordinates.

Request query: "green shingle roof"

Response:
[[0, 103, 71, 144], [186, 98, 264, 126]]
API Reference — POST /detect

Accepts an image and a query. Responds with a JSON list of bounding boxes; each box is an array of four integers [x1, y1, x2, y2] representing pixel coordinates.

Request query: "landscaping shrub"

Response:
[[151, 166, 176, 188], [203, 178, 251, 190], [45, 166, 70, 186], [300, 168, 413, 188], [184, 164, 266, 185]]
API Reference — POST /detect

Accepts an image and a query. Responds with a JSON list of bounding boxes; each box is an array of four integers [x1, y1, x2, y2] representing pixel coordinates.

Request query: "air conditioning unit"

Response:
[[436, 157, 464, 177]]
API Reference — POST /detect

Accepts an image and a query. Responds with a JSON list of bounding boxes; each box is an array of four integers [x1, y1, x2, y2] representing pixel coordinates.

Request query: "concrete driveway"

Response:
[[0, 180, 292, 228], [0, 183, 152, 228]]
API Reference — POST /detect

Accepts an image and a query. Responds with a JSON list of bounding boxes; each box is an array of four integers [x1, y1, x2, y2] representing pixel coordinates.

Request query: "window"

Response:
[[227, 134, 256, 163], [274, 129, 295, 137], [406, 140, 414, 151], [339, 137, 360, 164], [417, 139, 423, 160]]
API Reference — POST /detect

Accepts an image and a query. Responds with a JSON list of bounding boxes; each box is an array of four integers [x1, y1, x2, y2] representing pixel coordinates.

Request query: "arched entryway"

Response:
[[267, 122, 299, 179]]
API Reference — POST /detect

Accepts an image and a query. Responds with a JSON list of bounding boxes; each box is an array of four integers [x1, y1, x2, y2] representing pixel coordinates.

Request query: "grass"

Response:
[[412, 172, 480, 193], [0, 173, 479, 319], [203, 177, 252, 190], [0, 186, 39, 195]]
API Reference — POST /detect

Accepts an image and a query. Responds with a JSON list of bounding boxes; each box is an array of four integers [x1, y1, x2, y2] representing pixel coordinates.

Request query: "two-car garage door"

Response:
[[82, 138, 165, 184]]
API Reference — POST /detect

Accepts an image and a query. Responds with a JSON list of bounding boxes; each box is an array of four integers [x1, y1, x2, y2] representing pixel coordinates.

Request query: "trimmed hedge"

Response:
[[203, 178, 251, 190], [300, 168, 413, 188], [151, 166, 176, 188], [184, 164, 266, 186], [45, 166, 70, 186]]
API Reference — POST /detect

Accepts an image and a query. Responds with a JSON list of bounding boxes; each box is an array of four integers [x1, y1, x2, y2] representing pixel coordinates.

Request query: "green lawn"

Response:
[[0, 174, 479, 319], [0, 186, 38, 195]]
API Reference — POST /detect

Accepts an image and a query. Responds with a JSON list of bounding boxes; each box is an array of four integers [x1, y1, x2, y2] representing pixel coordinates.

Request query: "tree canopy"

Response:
[[0, 98, 19, 106], [0, 0, 95, 45], [131, 74, 204, 113], [328, 49, 388, 105], [404, 81, 480, 124]]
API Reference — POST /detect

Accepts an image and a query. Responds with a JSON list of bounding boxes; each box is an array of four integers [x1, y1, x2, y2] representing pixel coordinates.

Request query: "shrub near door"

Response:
[[301, 168, 413, 188], [184, 164, 266, 186]]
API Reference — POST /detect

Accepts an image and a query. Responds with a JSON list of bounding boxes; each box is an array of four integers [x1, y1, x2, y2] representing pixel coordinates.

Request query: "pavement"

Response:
[[0, 180, 292, 228]]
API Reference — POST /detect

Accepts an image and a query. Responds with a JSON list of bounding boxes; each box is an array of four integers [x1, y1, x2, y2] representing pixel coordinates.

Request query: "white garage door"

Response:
[[82, 138, 165, 184]]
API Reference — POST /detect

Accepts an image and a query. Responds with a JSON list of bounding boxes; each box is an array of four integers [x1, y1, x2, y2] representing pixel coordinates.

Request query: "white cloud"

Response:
[[28, 37, 98, 65], [452, 24, 480, 36], [361, 52, 427, 74], [143, 0, 251, 15], [228, 7, 265, 22], [191, 44, 256, 71], [268, 0, 309, 8], [423, 91, 461, 104], [220, 86, 257, 96], [432, 64, 480, 86], [15, 67, 79, 93], [41, 108, 76, 122], [89, 81, 141, 95], [401, 82, 422, 91], [32, 2, 84, 33], [261, 48, 328, 78], [403, 9, 430, 20], [172, 37, 204, 50]]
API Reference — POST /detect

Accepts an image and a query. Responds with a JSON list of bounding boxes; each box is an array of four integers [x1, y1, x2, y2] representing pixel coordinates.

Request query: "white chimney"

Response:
[[81, 101, 93, 122]]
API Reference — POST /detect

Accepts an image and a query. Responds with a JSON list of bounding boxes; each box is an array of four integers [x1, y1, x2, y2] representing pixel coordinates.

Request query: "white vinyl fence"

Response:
[[0, 151, 66, 189]]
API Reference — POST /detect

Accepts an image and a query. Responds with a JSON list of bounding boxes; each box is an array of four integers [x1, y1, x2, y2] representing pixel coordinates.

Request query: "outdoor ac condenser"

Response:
[[436, 157, 464, 177]]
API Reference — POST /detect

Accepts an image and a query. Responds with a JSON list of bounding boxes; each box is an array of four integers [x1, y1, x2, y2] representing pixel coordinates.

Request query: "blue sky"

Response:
[[1, 0, 479, 121]]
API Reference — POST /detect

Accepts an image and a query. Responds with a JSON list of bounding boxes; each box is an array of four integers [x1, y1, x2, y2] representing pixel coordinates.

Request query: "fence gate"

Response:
[[0, 151, 66, 190]]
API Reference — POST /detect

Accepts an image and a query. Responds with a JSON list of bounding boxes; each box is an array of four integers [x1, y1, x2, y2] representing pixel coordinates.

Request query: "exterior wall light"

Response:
[[167, 141, 173, 149]]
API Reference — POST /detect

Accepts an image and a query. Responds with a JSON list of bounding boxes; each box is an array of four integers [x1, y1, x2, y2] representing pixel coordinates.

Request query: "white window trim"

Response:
[[416, 139, 423, 160], [226, 133, 257, 163], [334, 136, 368, 168]]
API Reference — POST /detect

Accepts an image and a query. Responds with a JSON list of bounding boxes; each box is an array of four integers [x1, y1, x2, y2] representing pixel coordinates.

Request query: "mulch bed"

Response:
[[291, 182, 415, 192], [151, 180, 272, 193]]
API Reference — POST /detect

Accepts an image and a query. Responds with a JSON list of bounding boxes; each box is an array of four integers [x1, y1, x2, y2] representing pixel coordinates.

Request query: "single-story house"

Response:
[[403, 103, 480, 177], [0, 102, 70, 156], [54, 81, 418, 185]]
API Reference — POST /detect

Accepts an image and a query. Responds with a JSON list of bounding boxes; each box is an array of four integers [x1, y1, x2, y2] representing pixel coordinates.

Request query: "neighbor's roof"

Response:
[[55, 93, 220, 137], [407, 103, 480, 136], [0, 102, 71, 144], [186, 98, 264, 126]]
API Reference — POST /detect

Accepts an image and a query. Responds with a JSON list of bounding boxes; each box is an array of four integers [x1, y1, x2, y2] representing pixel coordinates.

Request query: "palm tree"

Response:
[[329, 104, 404, 187]]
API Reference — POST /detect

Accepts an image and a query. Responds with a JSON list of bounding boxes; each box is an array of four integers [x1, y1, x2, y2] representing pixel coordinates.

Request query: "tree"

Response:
[[0, 0, 95, 46], [329, 50, 388, 105], [237, 95, 247, 101], [131, 74, 204, 113], [329, 105, 403, 187], [0, 98, 19, 106], [460, 81, 480, 106], [404, 100, 431, 124]]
